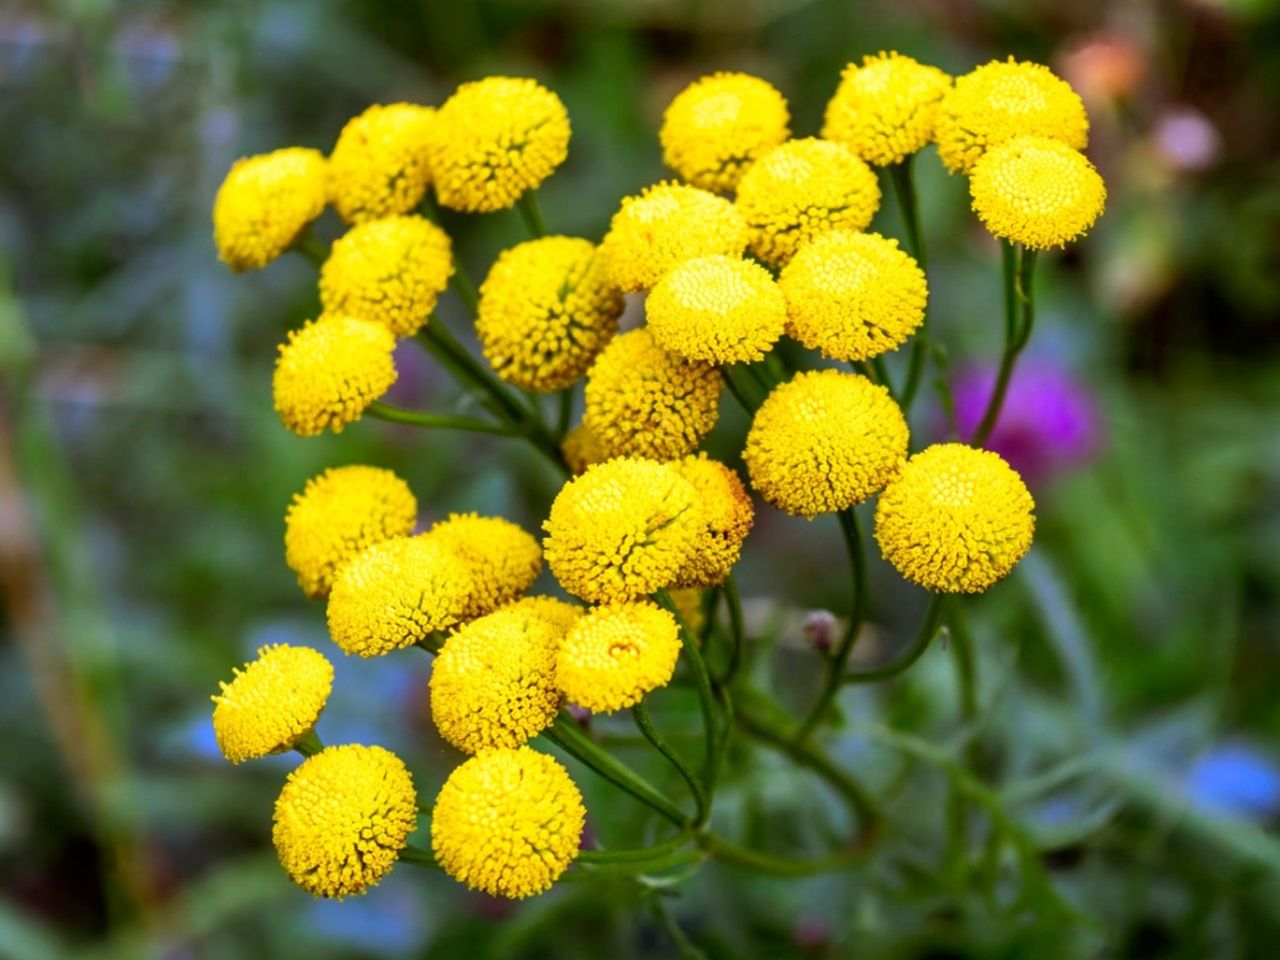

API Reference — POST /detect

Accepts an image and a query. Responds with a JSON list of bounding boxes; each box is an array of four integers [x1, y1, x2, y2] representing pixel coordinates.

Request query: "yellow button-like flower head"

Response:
[[420, 513, 542, 620], [211, 644, 333, 764], [646, 255, 787, 364], [328, 103, 436, 224], [875, 443, 1035, 593], [556, 601, 681, 712], [822, 52, 952, 167], [429, 77, 570, 212], [543, 457, 703, 603], [431, 746, 584, 899], [969, 136, 1106, 250], [213, 148, 327, 272], [672, 454, 754, 587], [600, 182, 748, 292], [504, 595, 584, 634], [660, 72, 791, 193], [561, 422, 608, 475], [476, 237, 624, 391], [735, 138, 881, 266], [319, 215, 454, 338], [935, 59, 1089, 174], [779, 230, 927, 362], [273, 744, 417, 898], [744, 369, 908, 518], [272, 315, 397, 437]]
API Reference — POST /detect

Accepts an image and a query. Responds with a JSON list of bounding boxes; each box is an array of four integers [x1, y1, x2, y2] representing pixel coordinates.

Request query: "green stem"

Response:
[[398, 845, 438, 869], [366, 400, 521, 437], [655, 589, 719, 787], [415, 635, 442, 656], [871, 356, 897, 399], [651, 896, 709, 960], [293, 729, 322, 758], [722, 365, 763, 415], [698, 832, 863, 877], [291, 228, 328, 267], [843, 593, 946, 684], [971, 243, 1037, 446], [721, 574, 746, 684], [632, 702, 708, 826], [556, 386, 574, 438], [517, 190, 549, 237], [451, 264, 481, 316], [889, 158, 931, 410], [577, 832, 693, 865]]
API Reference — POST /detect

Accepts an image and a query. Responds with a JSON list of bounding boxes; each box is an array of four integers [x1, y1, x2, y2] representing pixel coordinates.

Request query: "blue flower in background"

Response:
[[1184, 743, 1280, 821]]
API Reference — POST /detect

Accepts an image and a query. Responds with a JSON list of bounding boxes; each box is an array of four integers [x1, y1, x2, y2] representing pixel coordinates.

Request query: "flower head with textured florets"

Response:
[[561, 422, 608, 475], [419, 513, 542, 620], [211, 644, 333, 764], [213, 148, 327, 272], [505, 595, 584, 634], [556, 601, 681, 713], [822, 52, 951, 167], [328, 103, 436, 224], [672, 454, 754, 587]]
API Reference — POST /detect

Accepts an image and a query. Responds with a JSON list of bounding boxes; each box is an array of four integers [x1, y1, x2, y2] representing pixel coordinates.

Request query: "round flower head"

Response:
[[543, 457, 704, 603], [659, 72, 790, 193], [284, 465, 418, 599], [213, 147, 327, 272], [969, 136, 1106, 250], [326, 536, 474, 656], [600, 182, 748, 292], [211, 644, 333, 764], [504, 595, 584, 634], [431, 747, 584, 899], [272, 314, 396, 437], [556, 601, 681, 713], [430, 606, 565, 753], [561, 422, 608, 475], [779, 230, 927, 362], [672, 454, 754, 587], [668, 587, 706, 637], [735, 138, 881, 266], [419, 513, 542, 620], [328, 103, 436, 224], [875, 443, 1035, 593], [583, 328, 722, 461], [822, 52, 952, 167], [476, 237, 624, 391], [429, 77, 570, 212], [646, 255, 787, 364], [318, 216, 453, 338], [273, 744, 417, 898], [744, 369, 908, 518], [934, 59, 1089, 174]]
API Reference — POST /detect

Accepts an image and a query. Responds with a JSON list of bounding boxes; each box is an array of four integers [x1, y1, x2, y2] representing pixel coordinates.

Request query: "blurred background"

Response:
[[2, 0, 1279, 957]]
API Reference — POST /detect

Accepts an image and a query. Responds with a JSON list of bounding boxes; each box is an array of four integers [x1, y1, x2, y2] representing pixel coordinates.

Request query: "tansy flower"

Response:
[[543, 457, 704, 603], [284, 465, 418, 599], [561, 422, 608, 475], [476, 237, 623, 391], [272, 314, 396, 437], [419, 513, 542, 620], [969, 136, 1106, 250], [779, 230, 927, 362], [822, 52, 952, 167], [875, 443, 1035, 593], [326, 537, 474, 656], [744, 369, 908, 518], [600, 182, 748, 292], [318, 216, 454, 338], [273, 744, 417, 898], [646, 255, 787, 365], [659, 72, 790, 193], [668, 587, 706, 637], [431, 747, 584, 899], [556, 601, 682, 713], [428, 76, 570, 212], [328, 103, 436, 224], [504, 594, 584, 634], [211, 644, 333, 764], [735, 138, 881, 266], [583, 328, 722, 461], [672, 454, 754, 587], [934, 59, 1089, 174], [430, 606, 565, 753], [213, 147, 327, 272]]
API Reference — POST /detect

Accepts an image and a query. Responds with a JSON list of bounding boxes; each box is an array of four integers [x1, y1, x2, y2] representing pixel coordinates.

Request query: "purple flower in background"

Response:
[[1184, 743, 1280, 821]]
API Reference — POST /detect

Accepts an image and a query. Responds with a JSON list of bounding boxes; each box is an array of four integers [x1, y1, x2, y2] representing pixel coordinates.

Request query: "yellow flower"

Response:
[[561, 422, 608, 475], [327, 103, 436, 224], [583, 328, 722, 461], [735, 138, 881, 266], [744, 369, 908, 518], [543, 457, 704, 603], [476, 237, 623, 391], [779, 230, 927, 361], [646, 255, 787, 364], [934, 59, 1089, 174], [211, 644, 333, 764], [326, 536, 474, 656], [429, 76, 570, 212], [213, 147, 327, 272], [874, 443, 1035, 593], [556, 601, 681, 712], [659, 72, 790, 193], [969, 136, 1106, 250], [504, 594, 585, 634], [672, 454, 754, 587], [430, 606, 565, 753], [431, 746, 584, 899], [600, 182, 747, 292], [419, 513, 543, 620], [284, 465, 418, 599], [318, 216, 454, 338], [272, 314, 397, 437], [668, 587, 706, 637], [822, 52, 952, 167], [273, 744, 417, 898]]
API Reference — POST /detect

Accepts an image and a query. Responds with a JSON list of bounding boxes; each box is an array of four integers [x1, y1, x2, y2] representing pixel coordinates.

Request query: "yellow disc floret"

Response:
[[213, 147, 327, 272], [672, 454, 754, 587], [561, 422, 608, 475], [504, 595, 584, 634], [273, 744, 417, 899], [556, 601, 682, 713], [744, 369, 908, 518], [328, 103, 436, 224], [420, 513, 543, 620], [431, 746, 584, 899], [874, 443, 1035, 593], [822, 52, 952, 167], [211, 644, 333, 764]]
